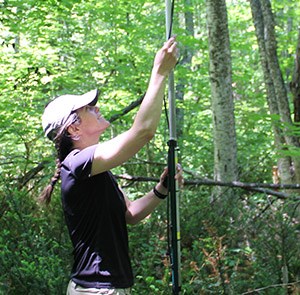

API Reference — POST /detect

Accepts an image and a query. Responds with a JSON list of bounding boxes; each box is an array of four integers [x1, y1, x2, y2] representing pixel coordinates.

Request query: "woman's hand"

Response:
[[155, 163, 184, 196], [125, 164, 184, 224], [153, 36, 179, 77]]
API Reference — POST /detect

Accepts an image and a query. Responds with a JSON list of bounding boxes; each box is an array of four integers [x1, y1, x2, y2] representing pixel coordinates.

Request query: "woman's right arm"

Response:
[[91, 37, 178, 176]]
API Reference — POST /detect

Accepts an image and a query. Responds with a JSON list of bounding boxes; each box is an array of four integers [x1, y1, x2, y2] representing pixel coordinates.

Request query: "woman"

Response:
[[40, 36, 182, 294]]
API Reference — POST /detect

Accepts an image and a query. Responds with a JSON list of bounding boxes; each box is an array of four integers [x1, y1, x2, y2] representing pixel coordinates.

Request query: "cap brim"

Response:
[[88, 90, 98, 106], [73, 89, 99, 110]]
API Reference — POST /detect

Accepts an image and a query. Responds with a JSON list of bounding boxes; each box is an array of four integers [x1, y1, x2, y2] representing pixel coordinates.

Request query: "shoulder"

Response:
[[62, 145, 98, 179]]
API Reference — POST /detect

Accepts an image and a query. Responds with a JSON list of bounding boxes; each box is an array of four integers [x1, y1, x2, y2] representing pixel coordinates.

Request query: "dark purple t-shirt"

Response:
[[60, 145, 133, 288]]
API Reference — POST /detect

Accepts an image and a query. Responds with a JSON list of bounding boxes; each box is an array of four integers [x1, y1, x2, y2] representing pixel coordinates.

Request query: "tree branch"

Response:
[[241, 280, 300, 294], [17, 160, 50, 189], [114, 174, 300, 200], [17, 160, 300, 201], [108, 93, 145, 123]]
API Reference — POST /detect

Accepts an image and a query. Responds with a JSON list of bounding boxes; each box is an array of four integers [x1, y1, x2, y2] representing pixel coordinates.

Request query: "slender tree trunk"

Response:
[[249, 0, 292, 185], [261, 0, 300, 183], [290, 28, 300, 123], [250, 0, 300, 184], [206, 0, 238, 208]]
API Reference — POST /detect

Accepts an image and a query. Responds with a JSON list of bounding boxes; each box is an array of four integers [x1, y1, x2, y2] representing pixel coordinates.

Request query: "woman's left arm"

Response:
[[124, 166, 183, 225]]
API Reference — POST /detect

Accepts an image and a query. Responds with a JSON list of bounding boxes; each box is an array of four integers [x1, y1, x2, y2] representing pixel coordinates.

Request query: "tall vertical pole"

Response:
[[165, 1, 181, 294]]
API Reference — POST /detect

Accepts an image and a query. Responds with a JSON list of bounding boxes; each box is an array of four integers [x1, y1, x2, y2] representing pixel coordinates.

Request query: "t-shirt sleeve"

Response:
[[63, 145, 98, 180]]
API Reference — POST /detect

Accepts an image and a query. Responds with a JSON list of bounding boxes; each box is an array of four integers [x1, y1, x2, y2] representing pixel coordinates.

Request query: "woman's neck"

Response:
[[72, 137, 99, 150]]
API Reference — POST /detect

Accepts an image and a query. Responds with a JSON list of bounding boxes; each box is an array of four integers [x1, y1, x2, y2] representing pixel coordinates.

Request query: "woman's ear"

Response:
[[67, 124, 81, 140]]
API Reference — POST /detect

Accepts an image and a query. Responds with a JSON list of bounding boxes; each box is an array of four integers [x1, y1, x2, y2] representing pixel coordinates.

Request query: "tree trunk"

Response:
[[250, 0, 300, 184], [261, 0, 300, 183], [290, 28, 300, 124], [249, 0, 291, 184], [206, 0, 238, 206]]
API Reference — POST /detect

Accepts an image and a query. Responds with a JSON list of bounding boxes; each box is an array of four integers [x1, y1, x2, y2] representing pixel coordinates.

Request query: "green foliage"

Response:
[[1, 0, 300, 294], [0, 185, 71, 294]]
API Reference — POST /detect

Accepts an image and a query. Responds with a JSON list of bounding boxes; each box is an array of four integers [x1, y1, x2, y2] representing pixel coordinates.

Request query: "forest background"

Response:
[[1, 0, 300, 294]]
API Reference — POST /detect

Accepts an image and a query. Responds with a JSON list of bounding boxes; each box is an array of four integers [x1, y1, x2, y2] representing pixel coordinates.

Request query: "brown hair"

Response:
[[38, 113, 80, 205]]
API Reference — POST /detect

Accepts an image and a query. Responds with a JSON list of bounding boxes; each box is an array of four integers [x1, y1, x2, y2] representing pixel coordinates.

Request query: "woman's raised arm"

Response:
[[91, 37, 178, 175]]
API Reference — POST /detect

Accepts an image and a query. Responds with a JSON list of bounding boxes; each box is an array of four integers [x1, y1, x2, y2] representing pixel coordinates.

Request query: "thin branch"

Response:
[[114, 174, 300, 200], [17, 160, 50, 188], [241, 280, 300, 294], [115, 174, 158, 183], [108, 93, 145, 123], [15, 159, 300, 201], [188, 179, 300, 200], [188, 178, 300, 190]]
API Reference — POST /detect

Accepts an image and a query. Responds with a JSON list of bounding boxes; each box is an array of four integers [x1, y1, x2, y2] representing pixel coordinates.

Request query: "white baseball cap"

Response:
[[42, 89, 98, 140]]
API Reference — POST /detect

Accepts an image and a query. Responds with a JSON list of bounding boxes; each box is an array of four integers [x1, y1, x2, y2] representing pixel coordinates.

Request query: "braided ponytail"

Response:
[[38, 159, 61, 205], [38, 112, 80, 205]]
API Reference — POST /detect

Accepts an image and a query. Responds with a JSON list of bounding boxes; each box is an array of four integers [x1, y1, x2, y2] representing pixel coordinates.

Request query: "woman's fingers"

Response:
[[175, 163, 184, 188]]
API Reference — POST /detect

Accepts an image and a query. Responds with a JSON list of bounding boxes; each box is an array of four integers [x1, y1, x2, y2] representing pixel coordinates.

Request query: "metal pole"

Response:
[[165, 1, 181, 294]]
